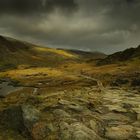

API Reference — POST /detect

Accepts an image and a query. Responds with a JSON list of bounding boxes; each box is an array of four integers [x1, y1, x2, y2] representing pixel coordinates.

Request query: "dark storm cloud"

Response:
[[0, 0, 140, 53], [0, 0, 77, 15]]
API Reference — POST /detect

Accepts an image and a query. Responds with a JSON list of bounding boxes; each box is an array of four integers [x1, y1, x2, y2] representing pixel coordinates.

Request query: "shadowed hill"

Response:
[[97, 45, 140, 65], [62, 49, 106, 60], [58, 48, 106, 60], [0, 35, 78, 71], [0, 35, 107, 71]]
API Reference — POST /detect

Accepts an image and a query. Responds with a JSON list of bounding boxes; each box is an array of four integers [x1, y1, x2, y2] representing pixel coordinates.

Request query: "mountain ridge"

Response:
[[97, 45, 140, 65], [0, 35, 105, 71], [0, 35, 77, 70], [59, 48, 107, 60]]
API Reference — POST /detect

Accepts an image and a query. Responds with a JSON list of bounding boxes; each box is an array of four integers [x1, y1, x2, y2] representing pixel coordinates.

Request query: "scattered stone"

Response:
[[105, 125, 134, 140], [0, 83, 140, 139], [105, 104, 127, 113], [31, 122, 55, 140], [60, 122, 103, 140], [102, 113, 130, 122]]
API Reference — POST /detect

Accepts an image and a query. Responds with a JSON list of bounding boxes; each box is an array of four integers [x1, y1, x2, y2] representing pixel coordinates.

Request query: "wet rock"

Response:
[[22, 104, 41, 132], [60, 122, 103, 140], [105, 125, 134, 140]]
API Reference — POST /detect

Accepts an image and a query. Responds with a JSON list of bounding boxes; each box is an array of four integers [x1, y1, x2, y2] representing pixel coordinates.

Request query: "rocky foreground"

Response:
[[0, 79, 140, 140]]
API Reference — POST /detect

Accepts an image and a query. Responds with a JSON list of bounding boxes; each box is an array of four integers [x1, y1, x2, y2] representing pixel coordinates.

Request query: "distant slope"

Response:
[[58, 49, 106, 60], [97, 45, 140, 65], [0, 35, 78, 71]]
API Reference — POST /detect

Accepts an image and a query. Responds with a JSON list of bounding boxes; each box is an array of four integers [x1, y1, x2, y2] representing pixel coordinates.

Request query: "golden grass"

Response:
[[0, 67, 64, 79], [33, 47, 77, 58]]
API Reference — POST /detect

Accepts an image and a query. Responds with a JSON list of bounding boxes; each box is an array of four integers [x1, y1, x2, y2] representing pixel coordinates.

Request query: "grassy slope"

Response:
[[58, 49, 106, 60], [0, 36, 140, 140], [0, 36, 99, 87], [0, 35, 139, 88], [0, 35, 78, 70]]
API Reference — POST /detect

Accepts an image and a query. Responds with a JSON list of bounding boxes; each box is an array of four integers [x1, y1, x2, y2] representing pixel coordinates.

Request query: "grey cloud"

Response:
[[0, 0, 77, 15], [0, 0, 140, 54]]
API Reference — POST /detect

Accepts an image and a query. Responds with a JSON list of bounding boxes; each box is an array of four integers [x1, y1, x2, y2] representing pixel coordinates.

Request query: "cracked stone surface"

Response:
[[0, 81, 140, 140]]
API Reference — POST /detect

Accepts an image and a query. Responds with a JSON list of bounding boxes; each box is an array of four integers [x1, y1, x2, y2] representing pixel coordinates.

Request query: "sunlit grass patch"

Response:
[[33, 46, 78, 58], [0, 67, 64, 79]]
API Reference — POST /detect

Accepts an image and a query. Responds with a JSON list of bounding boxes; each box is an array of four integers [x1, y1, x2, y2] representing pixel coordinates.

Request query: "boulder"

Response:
[[22, 104, 41, 132], [0, 104, 41, 136], [0, 106, 24, 132]]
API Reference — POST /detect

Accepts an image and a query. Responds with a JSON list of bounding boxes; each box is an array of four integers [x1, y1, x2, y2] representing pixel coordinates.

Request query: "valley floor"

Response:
[[0, 75, 139, 140], [0, 34, 140, 140]]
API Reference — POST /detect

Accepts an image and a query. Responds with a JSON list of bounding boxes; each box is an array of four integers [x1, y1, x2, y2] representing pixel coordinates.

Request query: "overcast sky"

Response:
[[0, 0, 140, 54]]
